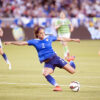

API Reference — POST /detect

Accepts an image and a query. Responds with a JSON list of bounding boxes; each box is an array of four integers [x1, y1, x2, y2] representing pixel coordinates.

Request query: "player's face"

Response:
[[60, 12, 66, 19], [38, 29, 45, 40]]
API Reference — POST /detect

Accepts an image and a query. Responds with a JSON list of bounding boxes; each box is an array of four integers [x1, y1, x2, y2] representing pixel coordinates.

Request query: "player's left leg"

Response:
[[43, 67, 57, 86], [43, 67, 62, 91], [0, 47, 11, 70]]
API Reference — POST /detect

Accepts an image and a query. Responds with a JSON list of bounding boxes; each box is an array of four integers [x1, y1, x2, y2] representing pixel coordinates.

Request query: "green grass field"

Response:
[[0, 40, 100, 100]]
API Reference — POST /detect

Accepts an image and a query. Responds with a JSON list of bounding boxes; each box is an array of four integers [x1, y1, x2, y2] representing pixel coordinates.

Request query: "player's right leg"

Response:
[[0, 47, 11, 70], [42, 67, 62, 91]]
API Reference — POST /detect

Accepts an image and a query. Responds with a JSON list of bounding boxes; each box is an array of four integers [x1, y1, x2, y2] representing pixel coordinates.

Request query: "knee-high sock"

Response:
[[70, 61, 76, 69], [45, 75, 58, 86], [2, 53, 8, 63], [2, 53, 11, 70], [64, 46, 69, 57]]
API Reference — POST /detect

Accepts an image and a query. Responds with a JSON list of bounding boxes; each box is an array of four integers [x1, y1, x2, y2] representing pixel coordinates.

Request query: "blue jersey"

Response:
[[27, 35, 57, 63]]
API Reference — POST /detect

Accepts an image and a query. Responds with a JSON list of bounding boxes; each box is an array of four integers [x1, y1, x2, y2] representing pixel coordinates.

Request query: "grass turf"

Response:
[[0, 40, 100, 100]]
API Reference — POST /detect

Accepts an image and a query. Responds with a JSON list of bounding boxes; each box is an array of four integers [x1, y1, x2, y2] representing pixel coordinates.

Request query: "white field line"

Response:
[[0, 82, 100, 88], [54, 75, 100, 79], [0, 75, 100, 79]]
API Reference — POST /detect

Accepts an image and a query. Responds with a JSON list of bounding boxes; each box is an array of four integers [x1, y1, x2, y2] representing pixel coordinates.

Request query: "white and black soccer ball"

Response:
[[69, 81, 80, 92]]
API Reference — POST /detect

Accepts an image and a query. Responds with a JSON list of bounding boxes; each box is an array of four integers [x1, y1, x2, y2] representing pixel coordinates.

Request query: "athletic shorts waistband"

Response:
[[43, 54, 57, 63]]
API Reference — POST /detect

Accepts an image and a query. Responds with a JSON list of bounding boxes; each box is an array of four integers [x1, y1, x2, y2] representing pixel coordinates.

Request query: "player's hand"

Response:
[[4, 42, 11, 45], [74, 39, 80, 43]]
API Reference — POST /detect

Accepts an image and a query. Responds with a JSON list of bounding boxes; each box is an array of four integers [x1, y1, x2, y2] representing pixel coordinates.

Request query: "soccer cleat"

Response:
[[53, 86, 62, 91], [8, 63, 12, 70], [65, 56, 75, 62], [7, 60, 12, 70]]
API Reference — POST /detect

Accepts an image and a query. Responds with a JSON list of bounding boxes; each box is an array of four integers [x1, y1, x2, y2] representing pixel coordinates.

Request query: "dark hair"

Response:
[[33, 25, 44, 38]]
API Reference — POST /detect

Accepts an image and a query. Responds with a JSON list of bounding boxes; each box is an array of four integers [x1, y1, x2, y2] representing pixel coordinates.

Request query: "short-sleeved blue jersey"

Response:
[[27, 35, 57, 63]]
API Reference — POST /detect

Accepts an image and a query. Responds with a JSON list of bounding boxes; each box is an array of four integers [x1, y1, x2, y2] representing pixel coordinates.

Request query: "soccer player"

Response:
[[55, 11, 74, 61], [5, 26, 80, 91], [0, 28, 11, 70]]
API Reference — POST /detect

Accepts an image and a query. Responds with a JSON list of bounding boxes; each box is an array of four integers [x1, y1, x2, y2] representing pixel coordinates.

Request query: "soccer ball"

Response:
[[69, 81, 80, 92]]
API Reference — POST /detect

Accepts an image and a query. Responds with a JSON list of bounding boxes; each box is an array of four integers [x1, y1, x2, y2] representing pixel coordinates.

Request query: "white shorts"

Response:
[[58, 33, 71, 38], [0, 39, 2, 48]]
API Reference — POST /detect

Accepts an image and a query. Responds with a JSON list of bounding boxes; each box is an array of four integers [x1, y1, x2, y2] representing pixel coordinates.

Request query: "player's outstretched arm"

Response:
[[57, 37, 80, 43], [4, 41, 28, 46]]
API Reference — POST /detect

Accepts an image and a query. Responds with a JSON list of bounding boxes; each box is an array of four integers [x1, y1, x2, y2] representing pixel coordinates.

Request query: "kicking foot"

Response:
[[65, 56, 75, 62], [53, 86, 62, 91]]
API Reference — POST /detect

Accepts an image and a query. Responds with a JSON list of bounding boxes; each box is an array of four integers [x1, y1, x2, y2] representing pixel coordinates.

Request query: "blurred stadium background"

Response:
[[0, 0, 100, 40], [0, 0, 100, 100]]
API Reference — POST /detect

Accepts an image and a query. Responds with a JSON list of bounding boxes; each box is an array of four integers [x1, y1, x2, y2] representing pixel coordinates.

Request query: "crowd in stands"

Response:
[[0, 0, 100, 40], [0, 0, 100, 18]]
